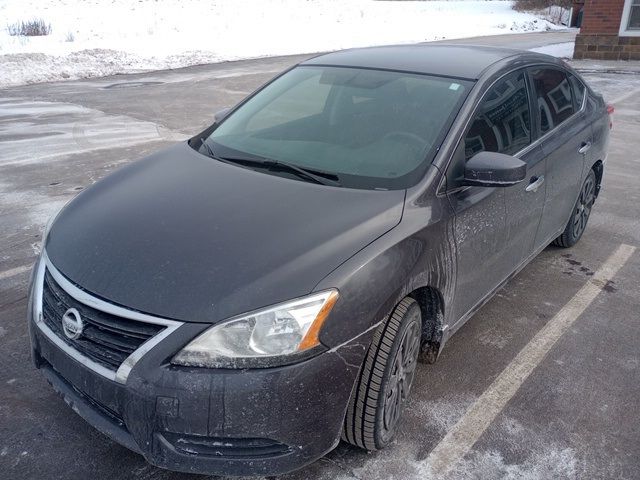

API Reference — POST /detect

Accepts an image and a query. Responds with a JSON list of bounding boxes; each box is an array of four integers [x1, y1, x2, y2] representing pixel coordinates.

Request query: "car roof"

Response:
[[301, 44, 551, 81]]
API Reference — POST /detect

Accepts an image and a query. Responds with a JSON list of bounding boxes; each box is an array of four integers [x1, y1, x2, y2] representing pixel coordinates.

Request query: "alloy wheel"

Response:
[[572, 174, 595, 239], [382, 321, 421, 433]]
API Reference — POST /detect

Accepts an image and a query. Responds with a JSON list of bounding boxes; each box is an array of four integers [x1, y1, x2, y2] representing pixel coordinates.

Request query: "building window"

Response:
[[629, 0, 640, 29], [620, 0, 640, 36]]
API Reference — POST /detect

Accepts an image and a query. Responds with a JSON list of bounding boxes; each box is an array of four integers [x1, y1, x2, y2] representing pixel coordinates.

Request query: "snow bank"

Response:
[[530, 42, 574, 58], [0, 0, 561, 88]]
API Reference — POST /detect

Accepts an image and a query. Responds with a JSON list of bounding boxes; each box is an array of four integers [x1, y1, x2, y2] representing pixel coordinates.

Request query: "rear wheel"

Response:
[[553, 169, 596, 248], [342, 297, 422, 450]]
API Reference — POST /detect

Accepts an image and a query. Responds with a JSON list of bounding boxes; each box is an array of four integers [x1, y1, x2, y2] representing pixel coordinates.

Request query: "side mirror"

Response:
[[214, 107, 231, 123], [463, 151, 527, 187]]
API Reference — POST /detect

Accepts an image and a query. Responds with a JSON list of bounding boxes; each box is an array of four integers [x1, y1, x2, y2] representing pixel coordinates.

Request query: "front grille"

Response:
[[42, 269, 165, 371], [162, 432, 293, 458]]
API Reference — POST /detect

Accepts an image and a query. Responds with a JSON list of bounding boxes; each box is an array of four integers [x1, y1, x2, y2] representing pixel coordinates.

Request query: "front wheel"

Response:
[[342, 297, 422, 450], [553, 169, 596, 248]]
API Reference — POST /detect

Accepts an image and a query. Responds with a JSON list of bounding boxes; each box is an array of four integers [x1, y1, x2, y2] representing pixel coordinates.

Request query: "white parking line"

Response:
[[0, 265, 31, 281], [424, 243, 636, 476]]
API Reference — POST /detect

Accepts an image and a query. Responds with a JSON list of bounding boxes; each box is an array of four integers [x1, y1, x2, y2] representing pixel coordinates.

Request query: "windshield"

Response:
[[199, 66, 471, 189]]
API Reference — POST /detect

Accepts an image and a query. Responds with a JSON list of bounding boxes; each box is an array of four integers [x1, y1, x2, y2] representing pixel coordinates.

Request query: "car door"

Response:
[[529, 66, 590, 246], [447, 68, 546, 324]]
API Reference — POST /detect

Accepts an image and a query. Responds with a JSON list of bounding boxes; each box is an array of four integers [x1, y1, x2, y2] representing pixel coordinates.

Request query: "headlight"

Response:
[[172, 290, 339, 368]]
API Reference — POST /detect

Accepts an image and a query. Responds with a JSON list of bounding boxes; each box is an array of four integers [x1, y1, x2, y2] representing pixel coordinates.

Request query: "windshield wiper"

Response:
[[199, 137, 217, 158], [197, 138, 341, 186], [216, 155, 341, 187]]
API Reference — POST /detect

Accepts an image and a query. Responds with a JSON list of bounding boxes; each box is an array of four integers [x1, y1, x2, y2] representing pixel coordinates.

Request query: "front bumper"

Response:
[[27, 257, 365, 476]]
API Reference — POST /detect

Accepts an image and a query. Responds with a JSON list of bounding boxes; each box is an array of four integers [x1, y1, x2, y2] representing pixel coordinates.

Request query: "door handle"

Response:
[[525, 175, 544, 193], [578, 141, 592, 154]]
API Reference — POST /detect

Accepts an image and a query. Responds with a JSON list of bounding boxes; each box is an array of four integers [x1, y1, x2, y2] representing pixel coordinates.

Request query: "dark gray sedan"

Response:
[[28, 44, 611, 476]]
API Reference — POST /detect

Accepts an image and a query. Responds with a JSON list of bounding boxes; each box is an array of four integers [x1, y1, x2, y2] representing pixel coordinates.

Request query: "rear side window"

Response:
[[530, 68, 575, 135], [567, 72, 586, 110], [464, 70, 531, 160]]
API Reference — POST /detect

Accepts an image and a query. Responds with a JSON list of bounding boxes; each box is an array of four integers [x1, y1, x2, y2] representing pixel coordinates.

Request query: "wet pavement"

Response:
[[1, 32, 640, 479]]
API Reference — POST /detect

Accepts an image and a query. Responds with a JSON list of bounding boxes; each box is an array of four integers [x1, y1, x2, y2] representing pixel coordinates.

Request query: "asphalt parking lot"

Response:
[[1, 33, 640, 479]]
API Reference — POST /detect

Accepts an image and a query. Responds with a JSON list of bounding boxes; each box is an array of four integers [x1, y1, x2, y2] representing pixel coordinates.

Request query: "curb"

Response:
[[572, 68, 640, 75]]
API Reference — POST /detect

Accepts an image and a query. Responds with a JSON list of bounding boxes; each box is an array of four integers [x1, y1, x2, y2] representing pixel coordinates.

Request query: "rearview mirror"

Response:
[[214, 107, 231, 123], [463, 151, 527, 187]]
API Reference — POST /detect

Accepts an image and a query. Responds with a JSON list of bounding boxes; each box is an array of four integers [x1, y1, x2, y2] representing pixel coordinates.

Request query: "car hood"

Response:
[[45, 142, 405, 323]]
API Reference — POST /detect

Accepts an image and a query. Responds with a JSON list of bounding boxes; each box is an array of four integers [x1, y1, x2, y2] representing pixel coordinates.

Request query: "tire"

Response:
[[342, 297, 422, 450], [553, 169, 597, 248]]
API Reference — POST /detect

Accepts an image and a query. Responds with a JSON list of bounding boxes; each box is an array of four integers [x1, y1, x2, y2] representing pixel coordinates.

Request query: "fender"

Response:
[[315, 166, 457, 362]]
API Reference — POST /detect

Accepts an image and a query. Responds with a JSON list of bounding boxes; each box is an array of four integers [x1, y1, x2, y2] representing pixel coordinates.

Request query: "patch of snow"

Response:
[[0, 182, 68, 231], [338, 409, 579, 480], [440, 446, 578, 480], [477, 325, 513, 349], [409, 393, 478, 434], [0, 0, 562, 87], [530, 42, 575, 58]]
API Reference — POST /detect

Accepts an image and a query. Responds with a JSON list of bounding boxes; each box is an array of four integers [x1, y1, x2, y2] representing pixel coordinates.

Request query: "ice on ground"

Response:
[[530, 42, 575, 58], [440, 446, 578, 480], [0, 0, 562, 87], [0, 180, 68, 234], [0, 99, 185, 167]]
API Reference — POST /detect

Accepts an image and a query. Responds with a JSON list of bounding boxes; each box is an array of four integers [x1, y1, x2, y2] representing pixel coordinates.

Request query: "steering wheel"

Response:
[[380, 131, 427, 147]]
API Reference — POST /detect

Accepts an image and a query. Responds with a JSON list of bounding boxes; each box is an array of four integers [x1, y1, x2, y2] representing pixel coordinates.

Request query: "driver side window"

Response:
[[464, 70, 532, 160]]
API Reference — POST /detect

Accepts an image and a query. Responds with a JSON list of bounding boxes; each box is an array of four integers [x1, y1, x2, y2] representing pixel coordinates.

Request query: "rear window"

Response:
[[567, 72, 586, 110]]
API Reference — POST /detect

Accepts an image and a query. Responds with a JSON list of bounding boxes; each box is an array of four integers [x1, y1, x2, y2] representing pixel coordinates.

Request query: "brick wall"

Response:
[[573, 0, 639, 60], [574, 35, 640, 60], [580, 0, 625, 34]]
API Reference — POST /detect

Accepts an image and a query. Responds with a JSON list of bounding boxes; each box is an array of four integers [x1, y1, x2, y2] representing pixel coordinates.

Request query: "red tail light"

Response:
[[607, 104, 614, 129]]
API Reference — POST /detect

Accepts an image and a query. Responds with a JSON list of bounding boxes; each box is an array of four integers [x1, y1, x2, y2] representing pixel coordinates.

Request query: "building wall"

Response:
[[580, 0, 626, 33], [574, 0, 640, 60]]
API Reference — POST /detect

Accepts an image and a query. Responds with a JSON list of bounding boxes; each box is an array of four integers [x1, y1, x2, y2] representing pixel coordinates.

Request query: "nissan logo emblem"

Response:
[[61, 308, 84, 340]]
